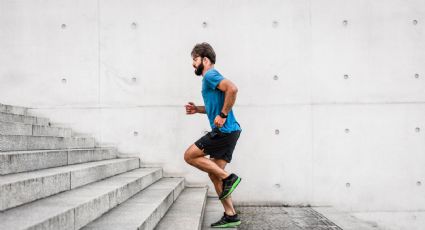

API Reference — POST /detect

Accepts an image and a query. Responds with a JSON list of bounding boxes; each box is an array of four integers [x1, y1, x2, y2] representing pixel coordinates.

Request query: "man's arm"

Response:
[[185, 102, 206, 115], [196, 106, 206, 114], [216, 79, 238, 115]]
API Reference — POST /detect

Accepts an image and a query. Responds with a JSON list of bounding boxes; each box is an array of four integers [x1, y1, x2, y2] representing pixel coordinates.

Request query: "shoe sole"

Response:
[[211, 220, 241, 228], [220, 177, 241, 200]]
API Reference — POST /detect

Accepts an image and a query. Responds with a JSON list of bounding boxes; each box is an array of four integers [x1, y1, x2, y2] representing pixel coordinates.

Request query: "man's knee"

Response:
[[184, 145, 200, 164], [184, 149, 193, 164], [184, 144, 205, 165]]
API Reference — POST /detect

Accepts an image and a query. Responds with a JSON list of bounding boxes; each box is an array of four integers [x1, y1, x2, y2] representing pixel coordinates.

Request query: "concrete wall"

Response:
[[1, 0, 424, 212]]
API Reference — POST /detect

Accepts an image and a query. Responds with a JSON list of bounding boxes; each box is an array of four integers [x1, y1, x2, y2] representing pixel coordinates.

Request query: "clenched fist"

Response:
[[214, 115, 226, 128], [185, 102, 198, 115]]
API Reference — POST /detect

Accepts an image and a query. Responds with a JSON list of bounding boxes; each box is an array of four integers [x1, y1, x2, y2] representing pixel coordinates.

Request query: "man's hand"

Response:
[[185, 102, 198, 115], [214, 115, 226, 128]]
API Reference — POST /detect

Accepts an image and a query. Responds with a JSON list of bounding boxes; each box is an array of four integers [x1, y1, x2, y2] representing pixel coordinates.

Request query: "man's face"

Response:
[[192, 56, 204, 76]]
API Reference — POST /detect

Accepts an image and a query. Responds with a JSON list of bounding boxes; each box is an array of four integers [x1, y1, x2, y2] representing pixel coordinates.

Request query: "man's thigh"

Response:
[[185, 144, 206, 160]]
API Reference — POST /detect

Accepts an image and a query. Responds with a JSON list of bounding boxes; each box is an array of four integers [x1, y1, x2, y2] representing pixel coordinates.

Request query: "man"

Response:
[[184, 42, 243, 228]]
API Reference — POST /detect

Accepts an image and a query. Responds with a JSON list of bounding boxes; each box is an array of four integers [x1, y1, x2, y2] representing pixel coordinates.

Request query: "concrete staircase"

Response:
[[0, 103, 208, 230]]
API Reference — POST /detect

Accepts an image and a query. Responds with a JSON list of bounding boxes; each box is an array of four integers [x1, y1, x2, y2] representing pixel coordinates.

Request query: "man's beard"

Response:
[[194, 62, 204, 76]]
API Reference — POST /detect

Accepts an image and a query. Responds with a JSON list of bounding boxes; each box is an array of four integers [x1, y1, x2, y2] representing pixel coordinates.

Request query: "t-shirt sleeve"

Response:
[[204, 71, 224, 90]]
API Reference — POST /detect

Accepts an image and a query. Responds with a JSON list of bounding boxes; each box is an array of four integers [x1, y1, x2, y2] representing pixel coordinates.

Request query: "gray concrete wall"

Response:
[[1, 0, 424, 212]]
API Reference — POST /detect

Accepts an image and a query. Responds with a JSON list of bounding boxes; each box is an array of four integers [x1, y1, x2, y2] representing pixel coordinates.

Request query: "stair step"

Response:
[[0, 167, 162, 230], [155, 187, 208, 230], [82, 177, 185, 230], [0, 148, 118, 175], [0, 112, 50, 126], [0, 103, 28, 116], [0, 157, 140, 211], [0, 121, 72, 137], [0, 135, 95, 151]]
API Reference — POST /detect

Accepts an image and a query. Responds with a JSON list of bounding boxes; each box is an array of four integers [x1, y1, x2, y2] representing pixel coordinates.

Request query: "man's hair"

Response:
[[191, 42, 216, 64]]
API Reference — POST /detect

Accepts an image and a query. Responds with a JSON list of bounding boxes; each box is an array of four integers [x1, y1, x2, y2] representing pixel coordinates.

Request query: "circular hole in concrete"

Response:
[[415, 127, 420, 132], [272, 20, 279, 28], [417, 181, 421, 186], [345, 128, 350, 133], [273, 75, 279, 80], [343, 20, 348, 26], [133, 131, 138, 136], [202, 21, 207, 28], [132, 77, 137, 82], [61, 78, 67, 84], [344, 74, 349, 79], [131, 22, 137, 29], [275, 129, 280, 135], [415, 73, 419, 79], [61, 24, 67, 29], [346, 182, 350, 188], [413, 20, 418, 25]]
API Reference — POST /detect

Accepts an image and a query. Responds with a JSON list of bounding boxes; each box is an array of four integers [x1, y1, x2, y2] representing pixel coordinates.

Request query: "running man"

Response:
[[184, 42, 243, 228]]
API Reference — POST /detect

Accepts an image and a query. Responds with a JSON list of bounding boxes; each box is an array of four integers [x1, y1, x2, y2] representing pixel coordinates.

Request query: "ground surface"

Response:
[[203, 198, 425, 230], [202, 198, 344, 230]]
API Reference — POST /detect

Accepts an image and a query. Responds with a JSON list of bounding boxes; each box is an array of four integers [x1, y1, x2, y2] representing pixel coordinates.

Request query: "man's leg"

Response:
[[208, 158, 241, 228], [184, 144, 229, 180], [208, 158, 237, 216]]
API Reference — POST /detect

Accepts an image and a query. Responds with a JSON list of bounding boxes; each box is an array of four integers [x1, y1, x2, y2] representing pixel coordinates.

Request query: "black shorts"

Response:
[[194, 128, 242, 163]]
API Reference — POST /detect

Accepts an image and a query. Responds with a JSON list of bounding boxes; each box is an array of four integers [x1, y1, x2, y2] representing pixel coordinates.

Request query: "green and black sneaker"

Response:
[[219, 173, 241, 200], [211, 212, 241, 228]]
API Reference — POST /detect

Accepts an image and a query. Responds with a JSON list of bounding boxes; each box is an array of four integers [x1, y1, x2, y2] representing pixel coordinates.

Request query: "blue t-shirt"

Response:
[[202, 68, 241, 133]]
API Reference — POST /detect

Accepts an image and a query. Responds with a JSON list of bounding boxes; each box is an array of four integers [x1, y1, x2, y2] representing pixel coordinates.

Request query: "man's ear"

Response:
[[202, 57, 210, 65]]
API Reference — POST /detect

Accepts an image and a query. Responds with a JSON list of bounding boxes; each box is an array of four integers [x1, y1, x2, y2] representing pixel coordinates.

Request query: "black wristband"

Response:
[[219, 112, 228, 118]]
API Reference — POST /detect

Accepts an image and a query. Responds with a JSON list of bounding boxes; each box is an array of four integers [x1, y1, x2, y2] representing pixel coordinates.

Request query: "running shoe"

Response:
[[219, 173, 241, 200], [211, 212, 241, 228]]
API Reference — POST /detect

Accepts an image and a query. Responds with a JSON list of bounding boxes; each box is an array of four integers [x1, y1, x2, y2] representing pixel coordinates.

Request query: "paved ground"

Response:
[[202, 198, 425, 230], [203, 198, 344, 230], [347, 211, 425, 230]]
